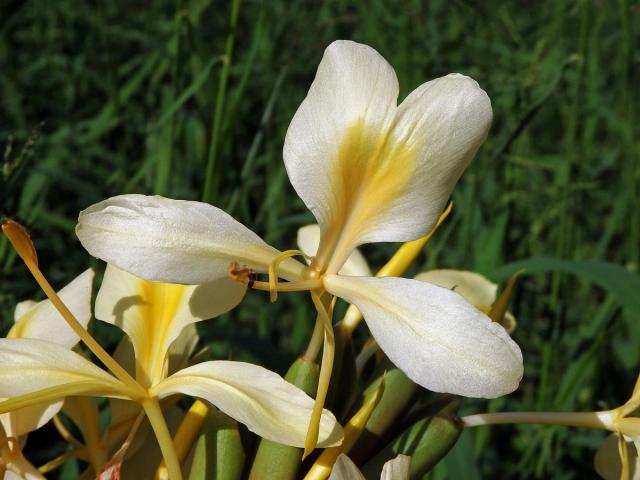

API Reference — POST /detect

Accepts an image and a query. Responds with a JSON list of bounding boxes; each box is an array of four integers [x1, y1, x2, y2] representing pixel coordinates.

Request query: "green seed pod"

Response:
[[188, 408, 245, 480], [360, 414, 462, 479], [248, 356, 320, 480]]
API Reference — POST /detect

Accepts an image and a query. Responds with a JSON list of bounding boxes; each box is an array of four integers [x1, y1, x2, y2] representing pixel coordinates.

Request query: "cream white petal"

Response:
[[151, 360, 343, 448], [380, 455, 411, 480], [415, 269, 497, 308], [284, 42, 491, 274], [76, 194, 307, 284], [329, 454, 365, 480], [594, 434, 640, 480], [324, 275, 523, 398], [416, 270, 517, 333], [373, 74, 492, 245], [95, 264, 244, 386], [0, 402, 62, 438], [297, 224, 372, 276], [284, 40, 398, 231], [0, 339, 130, 410], [8, 269, 94, 349], [13, 301, 37, 322]]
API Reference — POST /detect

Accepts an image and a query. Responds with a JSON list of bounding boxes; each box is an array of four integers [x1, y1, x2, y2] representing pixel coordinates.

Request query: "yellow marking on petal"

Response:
[[315, 120, 417, 274], [304, 375, 385, 480], [341, 203, 452, 334], [136, 281, 186, 387], [155, 399, 209, 480], [7, 311, 36, 339]]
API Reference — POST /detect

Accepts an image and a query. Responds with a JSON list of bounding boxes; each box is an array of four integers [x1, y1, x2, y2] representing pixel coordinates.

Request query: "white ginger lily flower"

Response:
[[76, 41, 523, 452], [0, 265, 342, 479], [328, 453, 410, 480], [0, 269, 94, 479], [93, 264, 341, 448]]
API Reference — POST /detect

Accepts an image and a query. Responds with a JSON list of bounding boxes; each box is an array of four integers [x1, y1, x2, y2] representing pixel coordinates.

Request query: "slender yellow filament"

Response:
[[304, 375, 385, 480], [268, 249, 311, 302], [143, 399, 182, 480], [2, 222, 145, 398], [52, 416, 84, 450], [304, 290, 335, 458], [618, 433, 630, 480], [38, 449, 79, 474], [303, 316, 325, 362], [155, 399, 210, 480]]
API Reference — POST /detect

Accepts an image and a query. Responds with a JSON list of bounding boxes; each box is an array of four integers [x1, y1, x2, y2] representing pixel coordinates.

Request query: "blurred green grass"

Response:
[[1, 0, 639, 478]]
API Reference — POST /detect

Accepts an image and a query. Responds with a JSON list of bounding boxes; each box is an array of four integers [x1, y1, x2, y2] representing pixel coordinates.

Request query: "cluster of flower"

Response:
[[0, 41, 633, 479]]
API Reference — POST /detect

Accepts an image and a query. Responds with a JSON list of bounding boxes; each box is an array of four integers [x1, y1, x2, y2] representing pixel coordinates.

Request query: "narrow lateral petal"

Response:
[[328, 454, 365, 480], [415, 269, 496, 309], [9, 269, 94, 349], [0, 339, 131, 410], [76, 194, 307, 284], [324, 275, 523, 398], [297, 224, 372, 276], [152, 361, 343, 448], [95, 264, 245, 386]]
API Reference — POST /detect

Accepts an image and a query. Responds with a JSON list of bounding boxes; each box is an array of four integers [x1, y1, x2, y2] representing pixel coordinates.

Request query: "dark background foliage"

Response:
[[1, 0, 639, 478]]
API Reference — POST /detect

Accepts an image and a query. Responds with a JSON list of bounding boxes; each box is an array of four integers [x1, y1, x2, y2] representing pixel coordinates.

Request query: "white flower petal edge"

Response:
[[284, 41, 492, 274], [76, 194, 307, 284], [9, 269, 94, 349], [324, 275, 523, 398], [415, 269, 496, 308], [380, 454, 411, 480], [95, 264, 245, 386], [328, 454, 366, 480], [0, 402, 63, 439], [151, 360, 343, 448], [594, 433, 640, 480], [415, 269, 517, 333], [297, 224, 372, 276], [0, 339, 130, 407]]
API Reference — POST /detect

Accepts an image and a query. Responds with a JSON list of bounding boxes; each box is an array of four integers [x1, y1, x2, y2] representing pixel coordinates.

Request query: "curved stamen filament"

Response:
[[268, 250, 313, 302], [304, 290, 335, 459]]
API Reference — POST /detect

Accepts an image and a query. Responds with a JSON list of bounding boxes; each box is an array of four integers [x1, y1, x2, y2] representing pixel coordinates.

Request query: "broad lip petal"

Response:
[[76, 194, 308, 285], [151, 360, 344, 448], [9, 269, 94, 349], [284, 41, 492, 274], [324, 275, 523, 398], [95, 264, 245, 387]]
